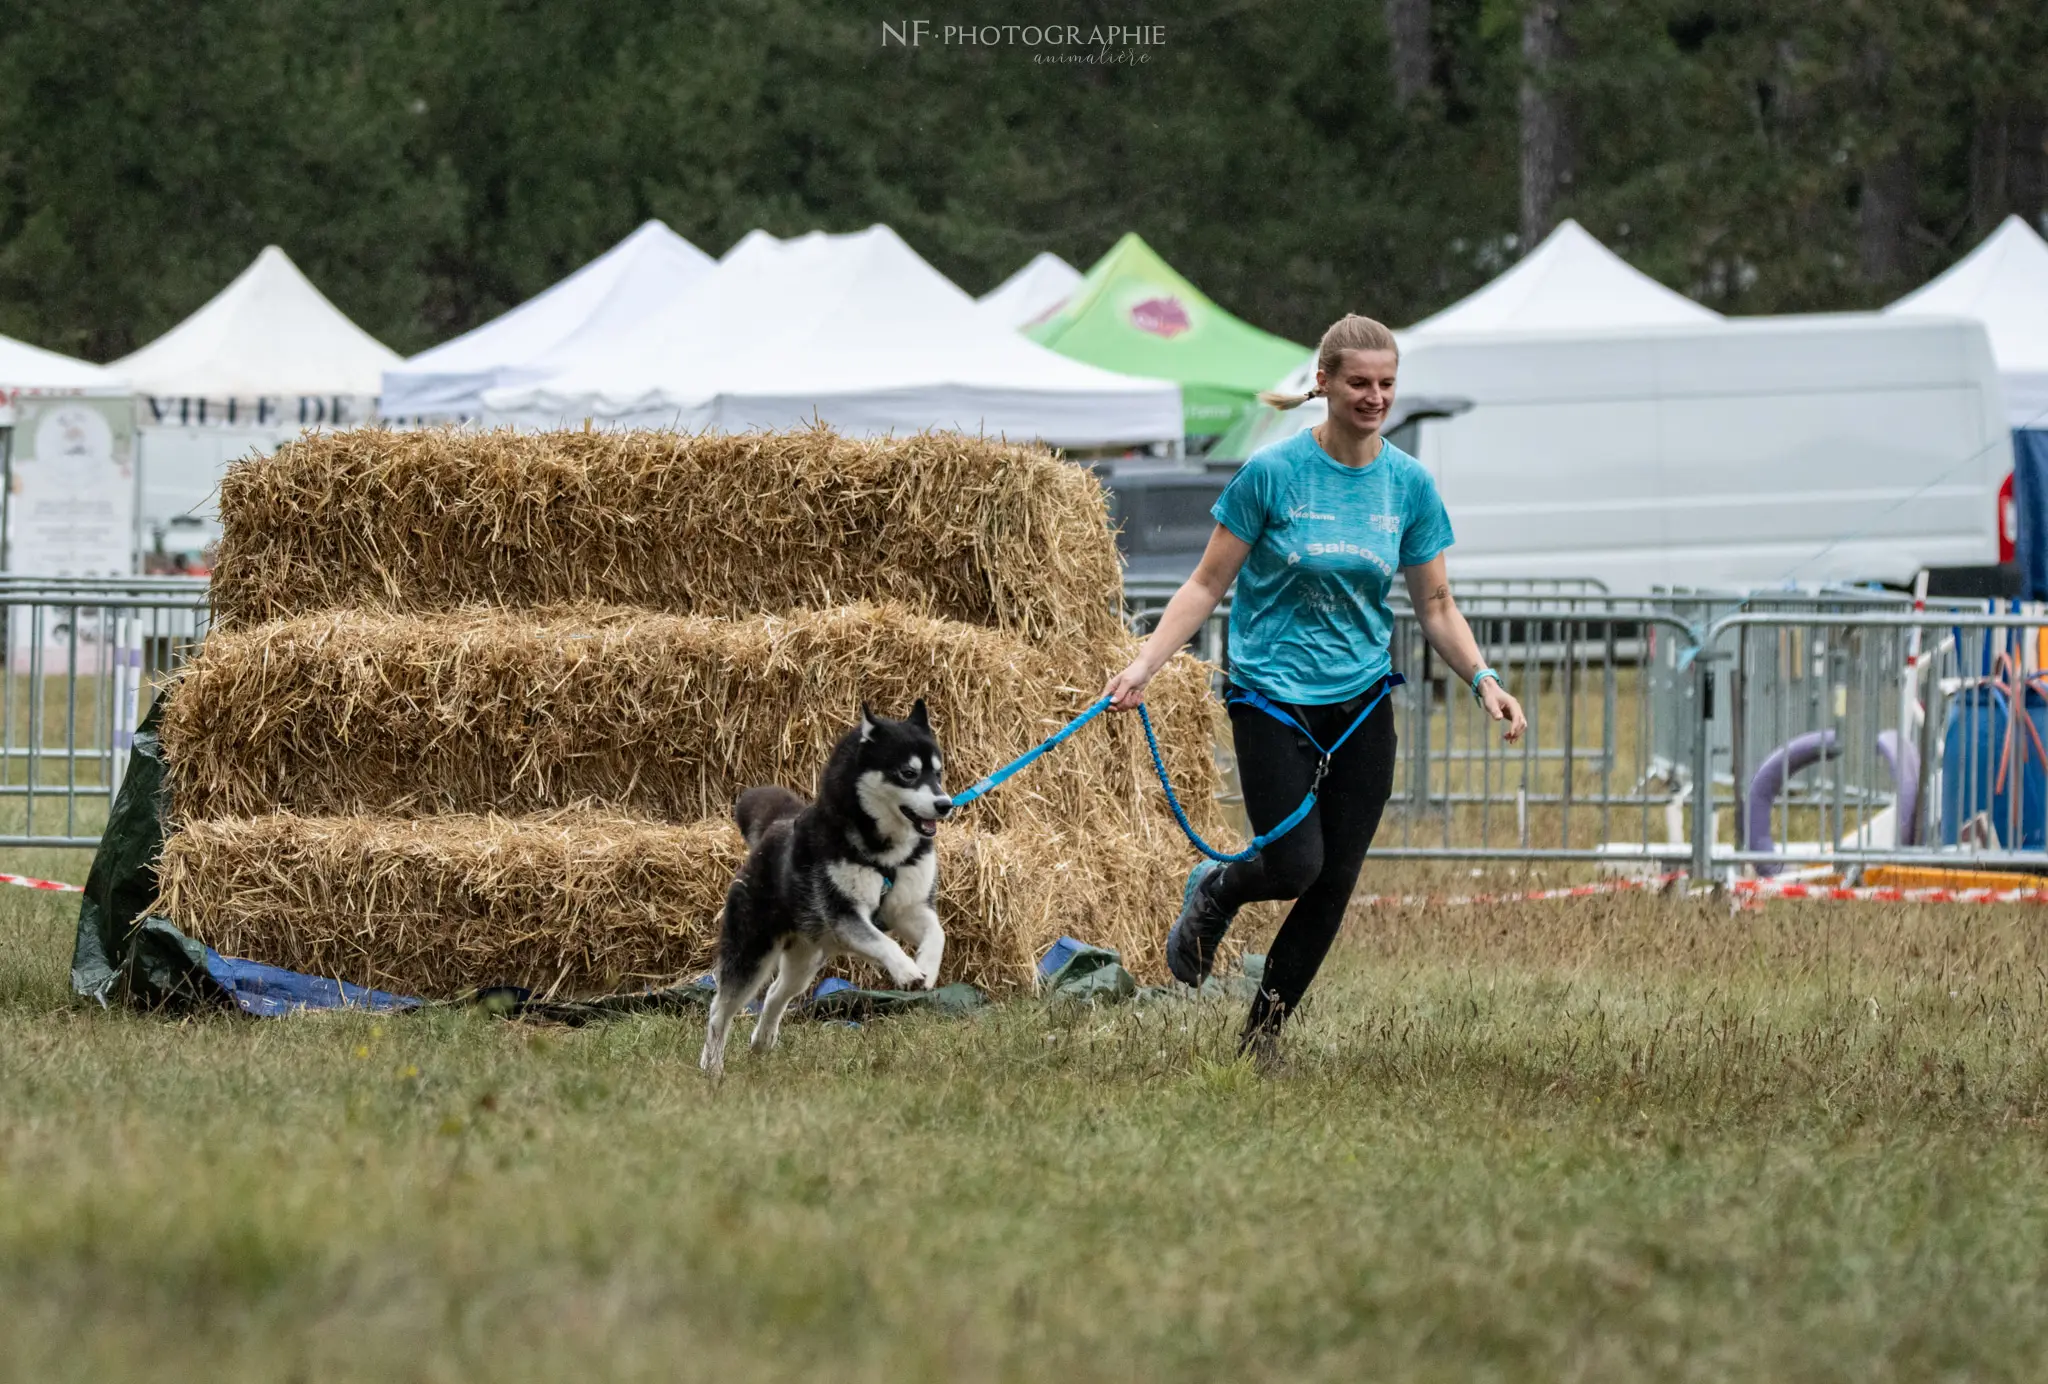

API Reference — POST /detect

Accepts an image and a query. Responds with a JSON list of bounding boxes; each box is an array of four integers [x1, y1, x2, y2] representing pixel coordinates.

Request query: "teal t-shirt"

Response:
[[1211, 429, 1453, 704]]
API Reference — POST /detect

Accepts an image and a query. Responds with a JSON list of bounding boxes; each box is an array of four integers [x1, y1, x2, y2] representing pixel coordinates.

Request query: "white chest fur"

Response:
[[876, 851, 939, 924], [826, 860, 888, 914]]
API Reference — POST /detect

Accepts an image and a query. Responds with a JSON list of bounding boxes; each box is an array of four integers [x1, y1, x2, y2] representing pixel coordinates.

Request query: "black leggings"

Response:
[[1213, 679, 1398, 1035]]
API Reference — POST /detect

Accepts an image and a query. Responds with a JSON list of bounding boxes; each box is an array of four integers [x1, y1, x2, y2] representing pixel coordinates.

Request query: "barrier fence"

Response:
[[1693, 607, 2048, 878], [16, 574, 2048, 887], [1126, 579, 2048, 880], [0, 576, 210, 847]]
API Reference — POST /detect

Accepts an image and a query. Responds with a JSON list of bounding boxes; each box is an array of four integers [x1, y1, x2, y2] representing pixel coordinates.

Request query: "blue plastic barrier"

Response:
[[1940, 682, 2048, 848]]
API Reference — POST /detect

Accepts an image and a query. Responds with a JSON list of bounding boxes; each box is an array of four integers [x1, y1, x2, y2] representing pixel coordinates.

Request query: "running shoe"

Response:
[[1166, 859, 1238, 986]]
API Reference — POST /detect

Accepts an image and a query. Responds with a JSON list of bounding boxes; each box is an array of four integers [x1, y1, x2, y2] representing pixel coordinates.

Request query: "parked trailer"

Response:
[[1405, 314, 2012, 593], [1203, 314, 2012, 595]]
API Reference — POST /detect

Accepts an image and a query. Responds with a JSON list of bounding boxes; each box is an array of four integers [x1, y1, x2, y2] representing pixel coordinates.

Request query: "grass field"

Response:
[[7, 843, 2048, 1381]]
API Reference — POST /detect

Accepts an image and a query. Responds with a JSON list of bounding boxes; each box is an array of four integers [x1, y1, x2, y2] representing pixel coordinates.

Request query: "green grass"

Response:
[[6, 850, 2048, 1381]]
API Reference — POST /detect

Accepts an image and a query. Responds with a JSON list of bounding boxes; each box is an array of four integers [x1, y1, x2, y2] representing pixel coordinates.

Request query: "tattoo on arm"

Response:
[[1428, 583, 1452, 605]]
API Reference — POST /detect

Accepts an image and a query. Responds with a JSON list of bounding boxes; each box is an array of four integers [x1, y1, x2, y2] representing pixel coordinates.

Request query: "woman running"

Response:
[[1105, 313, 1526, 1059]]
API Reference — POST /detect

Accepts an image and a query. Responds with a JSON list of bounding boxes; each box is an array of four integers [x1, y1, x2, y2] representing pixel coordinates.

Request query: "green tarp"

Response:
[[71, 695, 222, 1010], [1025, 233, 1308, 440], [1038, 937, 1266, 1005]]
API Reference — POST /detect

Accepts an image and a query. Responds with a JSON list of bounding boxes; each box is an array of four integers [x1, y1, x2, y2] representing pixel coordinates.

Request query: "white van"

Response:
[[1224, 313, 2012, 593]]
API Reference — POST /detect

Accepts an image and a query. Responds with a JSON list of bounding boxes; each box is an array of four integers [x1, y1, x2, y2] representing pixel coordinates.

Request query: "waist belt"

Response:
[[1224, 674, 1405, 776]]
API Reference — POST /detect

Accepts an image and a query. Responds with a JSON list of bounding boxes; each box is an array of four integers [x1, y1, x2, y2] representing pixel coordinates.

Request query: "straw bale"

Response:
[[157, 809, 1190, 997], [210, 426, 1126, 646], [160, 602, 1225, 836], [174, 424, 1244, 1002]]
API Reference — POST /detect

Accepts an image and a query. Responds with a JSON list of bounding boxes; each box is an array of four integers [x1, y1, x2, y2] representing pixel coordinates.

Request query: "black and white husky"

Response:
[[699, 700, 953, 1075]]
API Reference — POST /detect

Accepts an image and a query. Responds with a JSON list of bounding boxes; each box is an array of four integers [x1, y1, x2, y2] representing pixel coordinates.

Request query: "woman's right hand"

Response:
[[1104, 657, 1154, 711]]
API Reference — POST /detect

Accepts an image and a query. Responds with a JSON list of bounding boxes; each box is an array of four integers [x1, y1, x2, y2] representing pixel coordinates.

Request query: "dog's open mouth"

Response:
[[902, 806, 940, 838]]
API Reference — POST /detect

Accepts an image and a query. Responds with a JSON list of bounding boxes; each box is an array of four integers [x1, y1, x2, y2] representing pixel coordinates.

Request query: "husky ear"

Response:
[[909, 698, 929, 728], [858, 702, 876, 742]]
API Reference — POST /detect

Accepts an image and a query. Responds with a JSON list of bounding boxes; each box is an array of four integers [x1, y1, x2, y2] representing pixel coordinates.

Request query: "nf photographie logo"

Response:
[[881, 20, 1166, 65]]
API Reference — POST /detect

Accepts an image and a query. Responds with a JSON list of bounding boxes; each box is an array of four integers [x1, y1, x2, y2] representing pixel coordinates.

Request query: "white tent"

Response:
[[0, 334, 122, 396], [110, 247, 400, 570], [381, 220, 714, 422], [1216, 220, 1721, 458], [112, 245, 399, 404], [483, 224, 1182, 447], [1886, 214, 2048, 428], [978, 252, 1081, 330], [1409, 219, 1721, 336]]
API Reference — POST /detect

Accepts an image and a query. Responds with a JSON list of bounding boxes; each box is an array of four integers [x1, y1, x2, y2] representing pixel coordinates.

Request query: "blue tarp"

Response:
[[201, 948, 421, 1016]]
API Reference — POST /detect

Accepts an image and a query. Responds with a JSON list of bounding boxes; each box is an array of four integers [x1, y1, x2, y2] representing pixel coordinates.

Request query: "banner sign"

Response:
[[141, 394, 378, 429], [8, 394, 137, 577]]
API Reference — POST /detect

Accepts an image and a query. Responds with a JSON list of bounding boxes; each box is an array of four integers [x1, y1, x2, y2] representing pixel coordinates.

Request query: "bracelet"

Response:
[[1470, 667, 1501, 701]]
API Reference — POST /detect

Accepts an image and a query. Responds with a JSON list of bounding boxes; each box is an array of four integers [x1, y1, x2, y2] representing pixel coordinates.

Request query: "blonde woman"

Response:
[[1105, 314, 1527, 1060]]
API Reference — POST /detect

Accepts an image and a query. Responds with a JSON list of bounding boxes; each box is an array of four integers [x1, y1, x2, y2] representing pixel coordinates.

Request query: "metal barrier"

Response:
[[1691, 606, 2048, 879], [11, 571, 2046, 885], [1126, 587, 1715, 864], [0, 578, 211, 847], [1123, 578, 2048, 876], [1381, 603, 1700, 862]]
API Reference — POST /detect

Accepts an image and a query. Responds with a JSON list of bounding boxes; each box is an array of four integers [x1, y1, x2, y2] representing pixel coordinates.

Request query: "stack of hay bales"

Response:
[[155, 428, 1227, 997]]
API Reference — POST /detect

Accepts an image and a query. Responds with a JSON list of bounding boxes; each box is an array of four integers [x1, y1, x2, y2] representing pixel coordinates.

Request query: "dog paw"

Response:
[[699, 1047, 724, 1076], [750, 1031, 779, 1055]]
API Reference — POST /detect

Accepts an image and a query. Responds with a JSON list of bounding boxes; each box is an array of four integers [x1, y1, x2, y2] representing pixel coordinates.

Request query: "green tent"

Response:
[[1025, 233, 1308, 441]]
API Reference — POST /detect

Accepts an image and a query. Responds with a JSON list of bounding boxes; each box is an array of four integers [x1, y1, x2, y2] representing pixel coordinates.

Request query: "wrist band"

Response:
[[1470, 668, 1501, 701]]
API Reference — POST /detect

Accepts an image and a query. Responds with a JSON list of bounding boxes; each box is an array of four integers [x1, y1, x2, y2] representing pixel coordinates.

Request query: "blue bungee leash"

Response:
[[949, 694, 1115, 809], [948, 675, 1403, 864]]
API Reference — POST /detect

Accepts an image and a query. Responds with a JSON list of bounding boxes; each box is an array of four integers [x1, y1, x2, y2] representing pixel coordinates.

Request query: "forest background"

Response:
[[2, 0, 2043, 360]]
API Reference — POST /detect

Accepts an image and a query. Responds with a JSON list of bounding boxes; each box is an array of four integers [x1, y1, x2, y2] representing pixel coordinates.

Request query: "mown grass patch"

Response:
[[5, 857, 2047, 1382]]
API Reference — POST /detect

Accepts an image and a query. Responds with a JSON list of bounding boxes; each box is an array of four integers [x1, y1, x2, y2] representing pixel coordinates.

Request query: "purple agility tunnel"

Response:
[[1745, 727, 1921, 876]]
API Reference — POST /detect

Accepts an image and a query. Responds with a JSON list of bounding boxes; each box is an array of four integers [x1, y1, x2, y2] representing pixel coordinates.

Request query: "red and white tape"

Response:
[[0, 871, 81, 893], [1354, 872, 2048, 910], [1354, 873, 1686, 909], [1732, 878, 2048, 905], [10, 863, 2040, 909]]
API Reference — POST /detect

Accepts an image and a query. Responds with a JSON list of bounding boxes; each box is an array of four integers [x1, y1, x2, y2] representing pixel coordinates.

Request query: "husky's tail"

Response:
[[733, 785, 805, 848]]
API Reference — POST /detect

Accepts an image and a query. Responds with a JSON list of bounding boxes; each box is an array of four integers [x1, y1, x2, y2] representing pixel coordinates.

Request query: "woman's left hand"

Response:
[[1481, 679, 1527, 744]]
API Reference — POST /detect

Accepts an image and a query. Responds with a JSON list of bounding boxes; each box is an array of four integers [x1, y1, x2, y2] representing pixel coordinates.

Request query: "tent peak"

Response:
[[1023, 229, 1306, 436], [111, 244, 399, 397], [1886, 210, 2048, 422], [978, 252, 1082, 331], [384, 221, 716, 418], [1409, 220, 1719, 336]]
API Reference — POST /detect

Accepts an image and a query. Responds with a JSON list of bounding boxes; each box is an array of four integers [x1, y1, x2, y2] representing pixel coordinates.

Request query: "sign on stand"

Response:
[[6, 395, 136, 578], [3, 395, 143, 688]]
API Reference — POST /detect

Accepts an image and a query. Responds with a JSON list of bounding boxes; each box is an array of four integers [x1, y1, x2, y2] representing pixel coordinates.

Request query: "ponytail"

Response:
[[1265, 313, 1399, 408], [1257, 384, 1324, 410]]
